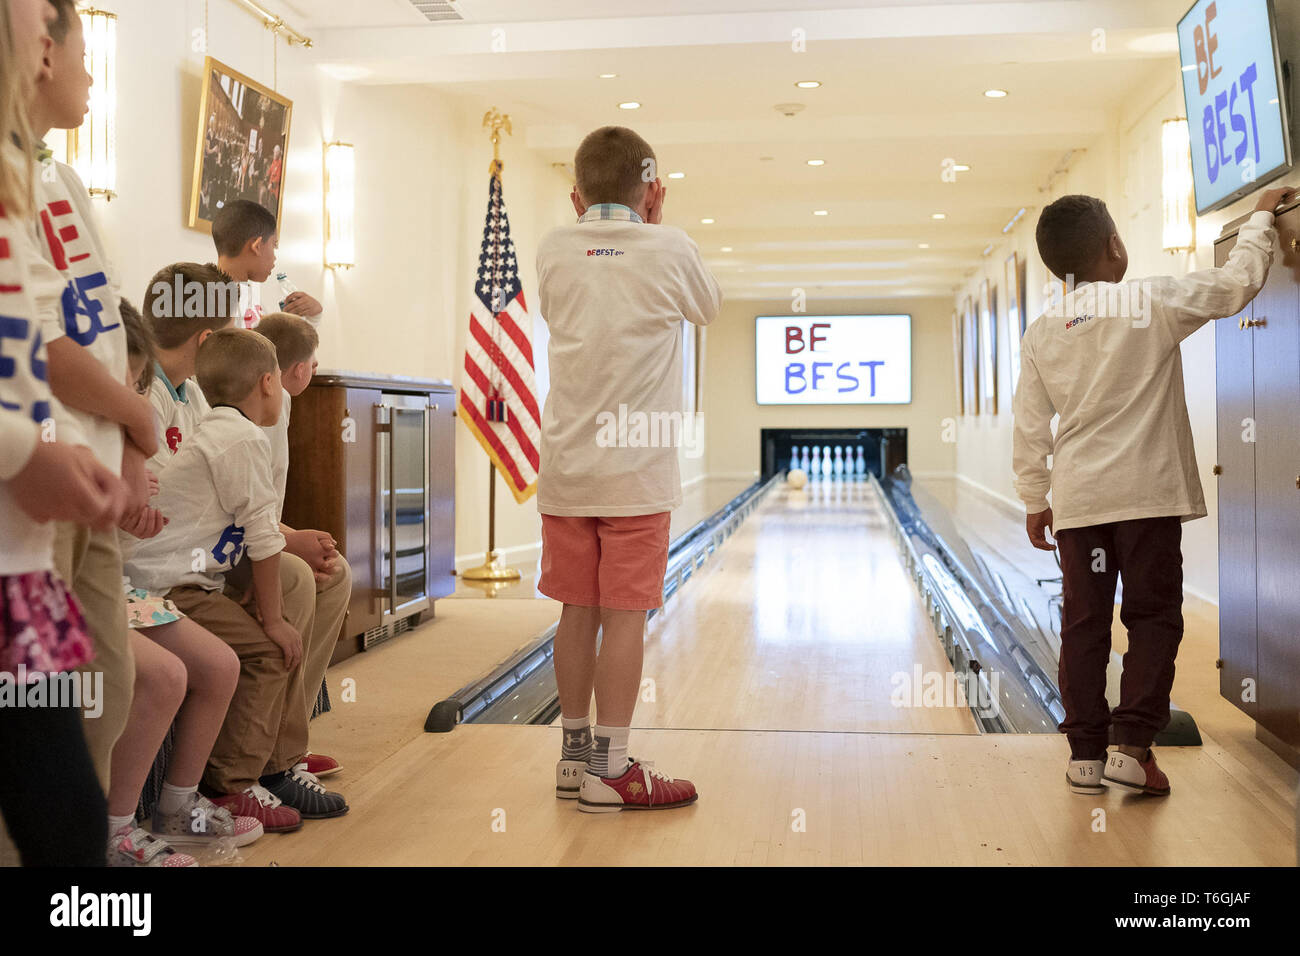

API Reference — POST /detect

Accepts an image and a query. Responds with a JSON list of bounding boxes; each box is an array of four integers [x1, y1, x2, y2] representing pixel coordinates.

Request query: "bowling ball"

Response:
[[787, 468, 808, 489]]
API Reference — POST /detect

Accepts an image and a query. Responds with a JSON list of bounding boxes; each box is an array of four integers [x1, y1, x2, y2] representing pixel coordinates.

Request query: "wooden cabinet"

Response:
[[283, 373, 456, 664], [1214, 204, 1300, 765]]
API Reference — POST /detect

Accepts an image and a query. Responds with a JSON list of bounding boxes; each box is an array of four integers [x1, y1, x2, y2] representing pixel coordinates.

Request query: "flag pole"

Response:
[[461, 107, 521, 585]]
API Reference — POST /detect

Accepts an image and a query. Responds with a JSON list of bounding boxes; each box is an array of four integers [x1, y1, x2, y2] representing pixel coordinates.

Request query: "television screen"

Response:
[[755, 314, 912, 405], [1177, 0, 1292, 214]]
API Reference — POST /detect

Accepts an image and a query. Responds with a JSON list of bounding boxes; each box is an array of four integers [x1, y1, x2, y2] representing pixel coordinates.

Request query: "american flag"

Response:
[[459, 165, 540, 503]]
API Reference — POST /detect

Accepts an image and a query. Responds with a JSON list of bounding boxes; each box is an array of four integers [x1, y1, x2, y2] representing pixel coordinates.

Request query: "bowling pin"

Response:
[[822, 446, 832, 479], [833, 446, 844, 477], [810, 445, 822, 479], [801, 445, 811, 473], [855, 445, 866, 478]]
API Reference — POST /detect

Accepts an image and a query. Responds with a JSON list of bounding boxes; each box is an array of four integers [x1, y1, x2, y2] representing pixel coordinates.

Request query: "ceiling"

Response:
[[276, 1, 1192, 299]]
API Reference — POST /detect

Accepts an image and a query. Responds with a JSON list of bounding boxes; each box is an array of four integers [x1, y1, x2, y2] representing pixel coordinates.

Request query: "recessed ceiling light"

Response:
[[984, 89, 1008, 98], [953, 164, 970, 172], [931, 213, 947, 220], [795, 80, 821, 89], [668, 171, 686, 179], [700, 218, 715, 224], [618, 101, 641, 110], [807, 159, 825, 166], [720, 246, 733, 252], [599, 73, 618, 79], [813, 210, 829, 216], [918, 243, 930, 249]]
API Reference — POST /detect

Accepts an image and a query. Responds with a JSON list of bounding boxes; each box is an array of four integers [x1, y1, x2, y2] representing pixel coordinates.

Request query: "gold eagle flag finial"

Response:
[[483, 108, 513, 177]]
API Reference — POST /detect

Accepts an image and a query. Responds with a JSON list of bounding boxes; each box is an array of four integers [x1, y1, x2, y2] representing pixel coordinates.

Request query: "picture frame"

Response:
[[978, 279, 998, 415], [1004, 251, 1025, 392], [189, 56, 293, 233], [961, 296, 978, 416], [951, 309, 963, 416]]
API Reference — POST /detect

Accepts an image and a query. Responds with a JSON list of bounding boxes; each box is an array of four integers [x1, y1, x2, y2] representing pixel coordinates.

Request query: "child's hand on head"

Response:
[[646, 179, 666, 225]]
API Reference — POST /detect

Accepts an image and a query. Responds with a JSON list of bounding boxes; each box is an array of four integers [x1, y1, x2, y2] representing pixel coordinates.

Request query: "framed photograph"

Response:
[[978, 279, 998, 415], [189, 56, 293, 232], [1004, 251, 1025, 392], [961, 296, 978, 416], [951, 309, 963, 416]]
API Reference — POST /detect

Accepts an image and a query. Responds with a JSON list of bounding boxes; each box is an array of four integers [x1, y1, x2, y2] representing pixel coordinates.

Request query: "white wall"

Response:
[[75, 0, 574, 567], [952, 23, 1300, 604]]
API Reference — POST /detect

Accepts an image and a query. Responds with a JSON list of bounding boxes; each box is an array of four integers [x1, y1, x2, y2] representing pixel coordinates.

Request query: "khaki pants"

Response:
[[295, 555, 351, 728], [54, 522, 134, 795]]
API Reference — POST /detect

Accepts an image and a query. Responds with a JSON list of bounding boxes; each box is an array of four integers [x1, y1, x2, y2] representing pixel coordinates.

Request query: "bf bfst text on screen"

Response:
[[754, 315, 913, 406]]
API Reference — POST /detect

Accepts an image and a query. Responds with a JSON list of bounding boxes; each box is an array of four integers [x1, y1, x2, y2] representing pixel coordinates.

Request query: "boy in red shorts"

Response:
[[535, 126, 721, 812]]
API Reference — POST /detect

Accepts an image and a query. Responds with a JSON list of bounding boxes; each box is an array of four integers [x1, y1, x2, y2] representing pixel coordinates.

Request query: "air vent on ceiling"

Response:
[[408, 0, 463, 21]]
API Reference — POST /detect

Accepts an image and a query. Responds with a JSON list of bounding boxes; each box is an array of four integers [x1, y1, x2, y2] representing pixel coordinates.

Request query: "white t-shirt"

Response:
[[33, 158, 126, 475], [535, 215, 721, 516], [1012, 210, 1277, 531], [125, 406, 285, 593], [262, 387, 292, 521], [146, 370, 211, 478]]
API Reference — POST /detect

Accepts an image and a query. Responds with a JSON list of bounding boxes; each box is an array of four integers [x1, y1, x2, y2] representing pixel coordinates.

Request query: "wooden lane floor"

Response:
[[616, 479, 979, 735], [232, 475, 1296, 866], [238, 724, 1294, 866]]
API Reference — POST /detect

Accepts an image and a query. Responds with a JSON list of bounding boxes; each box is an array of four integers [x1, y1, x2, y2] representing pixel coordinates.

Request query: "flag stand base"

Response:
[[460, 549, 521, 582]]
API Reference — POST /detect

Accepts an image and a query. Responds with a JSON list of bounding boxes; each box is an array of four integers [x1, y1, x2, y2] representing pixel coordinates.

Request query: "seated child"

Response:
[[253, 312, 352, 765], [535, 125, 721, 812], [1014, 185, 1294, 796], [142, 263, 344, 784], [100, 299, 262, 866], [124, 329, 347, 829]]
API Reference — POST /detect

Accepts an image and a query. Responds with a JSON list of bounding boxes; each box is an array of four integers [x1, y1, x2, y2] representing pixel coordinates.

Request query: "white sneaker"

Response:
[[1066, 758, 1107, 794], [556, 759, 585, 799]]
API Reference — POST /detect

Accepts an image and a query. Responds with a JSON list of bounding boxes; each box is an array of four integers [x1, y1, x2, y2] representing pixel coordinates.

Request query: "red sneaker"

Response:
[[578, 759, 698, 813], [213, 785, 305, 832], [301, 752, 342, 778], [1103, 749, 1171, 796]]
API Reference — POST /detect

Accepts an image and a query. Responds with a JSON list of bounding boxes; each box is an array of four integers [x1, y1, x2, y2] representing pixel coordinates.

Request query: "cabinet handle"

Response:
[[1239, 317, 1247, 330], [1290, 237, 1298, 253], [1212, 464, 1222, 476], [1295, 476, 1299, 490], [1244, 317, 1267, 329]]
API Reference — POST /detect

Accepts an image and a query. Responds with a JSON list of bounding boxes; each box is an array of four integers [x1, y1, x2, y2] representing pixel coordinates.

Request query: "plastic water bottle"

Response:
[[275, 272, 298, 311]]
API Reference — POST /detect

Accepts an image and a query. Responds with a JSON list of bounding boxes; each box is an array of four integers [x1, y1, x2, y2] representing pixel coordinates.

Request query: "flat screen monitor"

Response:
[[755, 314, 912, 405], [1177, 0, 1292, 214]]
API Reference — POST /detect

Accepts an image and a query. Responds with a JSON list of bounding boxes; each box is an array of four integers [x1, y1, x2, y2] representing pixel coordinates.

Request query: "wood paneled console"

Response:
[[282, 371, 456, 664]]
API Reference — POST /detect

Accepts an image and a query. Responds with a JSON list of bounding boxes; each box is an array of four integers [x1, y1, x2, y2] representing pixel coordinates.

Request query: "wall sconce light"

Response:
[[324, 142, 355, 269], [64, 8, 117, 199], [1161, 118, 1195, 253]]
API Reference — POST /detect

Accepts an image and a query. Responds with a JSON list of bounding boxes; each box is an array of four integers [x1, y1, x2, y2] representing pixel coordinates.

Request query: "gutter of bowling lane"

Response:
[[424, 474, 785, 731]]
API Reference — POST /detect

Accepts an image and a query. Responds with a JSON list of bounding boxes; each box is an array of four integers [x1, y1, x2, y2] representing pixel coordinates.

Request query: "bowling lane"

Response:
[[628, 479, 979, 735]]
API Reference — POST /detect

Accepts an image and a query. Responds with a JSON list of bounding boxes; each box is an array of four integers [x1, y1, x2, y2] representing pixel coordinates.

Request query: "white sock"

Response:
[[157, 782, 198, 815], [560, 714, 593, 761], [108, 812, 135, 834], [592, 723, 630, 778]]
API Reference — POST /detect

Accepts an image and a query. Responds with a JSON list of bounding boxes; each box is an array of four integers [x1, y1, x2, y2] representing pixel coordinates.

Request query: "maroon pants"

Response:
[[1055, 516, 1183, 759]]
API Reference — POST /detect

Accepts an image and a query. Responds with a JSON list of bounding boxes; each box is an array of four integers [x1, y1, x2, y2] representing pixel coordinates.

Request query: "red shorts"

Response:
[[538, 513, 671, 611]]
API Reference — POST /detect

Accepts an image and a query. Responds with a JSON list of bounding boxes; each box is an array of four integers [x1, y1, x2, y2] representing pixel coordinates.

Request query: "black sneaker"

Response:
[[260, 768, 349, 819]]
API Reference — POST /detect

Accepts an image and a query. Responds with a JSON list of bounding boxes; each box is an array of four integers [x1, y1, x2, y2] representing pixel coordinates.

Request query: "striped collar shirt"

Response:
[[579, 203, 643, 224]]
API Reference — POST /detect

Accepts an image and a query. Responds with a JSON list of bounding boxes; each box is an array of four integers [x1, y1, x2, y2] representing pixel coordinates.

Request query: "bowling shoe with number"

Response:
[[1066, 757, 1106, 794], [1103, 748, 1171, 796], [578, 759, 699, 813], [556, 759, 586, 799]]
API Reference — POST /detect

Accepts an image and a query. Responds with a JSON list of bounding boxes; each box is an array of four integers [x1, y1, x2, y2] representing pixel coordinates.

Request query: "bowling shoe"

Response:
[[1065, 757, 1106, 794], [577, 759, 699, 813], [1102, 748, 1171, 796], [556, 758, 585, 799]]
